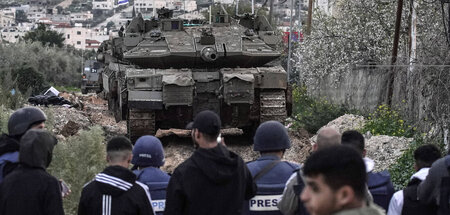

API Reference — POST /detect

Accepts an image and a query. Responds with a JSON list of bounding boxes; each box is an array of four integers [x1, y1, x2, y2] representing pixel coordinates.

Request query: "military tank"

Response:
[[98, 7, 292, 143]]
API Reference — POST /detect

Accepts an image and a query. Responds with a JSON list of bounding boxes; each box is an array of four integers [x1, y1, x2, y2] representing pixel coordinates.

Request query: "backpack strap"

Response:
[[253, 160, 281, 181], [292, 169, 309, 215]]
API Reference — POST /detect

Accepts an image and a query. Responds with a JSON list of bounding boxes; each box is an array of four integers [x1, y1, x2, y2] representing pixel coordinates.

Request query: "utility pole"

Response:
[[387, 0, 403, 106], [252, 0, 255, 15], [306, 0, 313, 35], [269, 0, 274, 25], [287, 0, 294, 82], [409, 0, 417, 78]]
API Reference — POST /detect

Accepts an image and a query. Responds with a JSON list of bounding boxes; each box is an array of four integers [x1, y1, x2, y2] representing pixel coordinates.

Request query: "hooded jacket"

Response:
[[0, 133, 20, 180], [78, 165, 155, 215], [0, 129, 64, 215], [365, 157, 394, 211], [164, 143, 256, 215]]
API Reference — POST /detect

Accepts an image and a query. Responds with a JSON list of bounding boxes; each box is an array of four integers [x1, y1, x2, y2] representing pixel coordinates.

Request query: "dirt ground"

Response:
[[56, 93, 313, 173]]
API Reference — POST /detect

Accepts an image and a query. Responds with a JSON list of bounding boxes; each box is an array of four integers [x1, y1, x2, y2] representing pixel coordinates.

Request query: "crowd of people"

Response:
[[0, 107, 449, 215]]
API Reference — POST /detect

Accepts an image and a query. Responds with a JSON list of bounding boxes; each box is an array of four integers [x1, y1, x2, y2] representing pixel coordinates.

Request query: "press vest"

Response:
[[243, 156, 299, 215], [133, 167, 170, 215]]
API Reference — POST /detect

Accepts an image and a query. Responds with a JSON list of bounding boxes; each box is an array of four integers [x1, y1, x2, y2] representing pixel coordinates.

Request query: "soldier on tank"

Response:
[[243, 121, 300, 215], [0, 107, 46, 182], [132, 135, 170, 215]]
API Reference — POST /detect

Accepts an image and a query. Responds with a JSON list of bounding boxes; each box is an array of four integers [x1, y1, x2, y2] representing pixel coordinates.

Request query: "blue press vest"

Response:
[[243, 155, 299, 215], [133, 167, 170, 215]]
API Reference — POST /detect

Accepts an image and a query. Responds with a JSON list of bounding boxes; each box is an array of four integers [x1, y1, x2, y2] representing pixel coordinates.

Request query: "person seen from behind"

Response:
[[341, 130, 394, 212], [300, 145, 385, 215], [388, 144, 441, 215], [78, 136, 155, 215], [243, 120, 300, 214], [164, 110, 256, 215], [132, 135, 170, 214], [278, 127, 341, 215], [0, 129, 64, 215], [0, 107, 46, 182], [417, 144, 450, 215]]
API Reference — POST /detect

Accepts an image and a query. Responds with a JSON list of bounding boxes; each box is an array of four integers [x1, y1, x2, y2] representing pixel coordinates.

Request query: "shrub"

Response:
[[361, 104, 415, 137], [48, 126, 106, 215], [388, 136, 445, 189], [291, 85, 348, 133]]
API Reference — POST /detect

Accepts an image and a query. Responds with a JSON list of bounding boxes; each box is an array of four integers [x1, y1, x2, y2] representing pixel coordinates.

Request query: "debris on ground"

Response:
[[310, 114, 366, 144], [366, 135, 413, 171], [311, 114, 413, 171], [155, 128, 243, 138], [28, 95, 72, 106], [34, 92, 313, 173], [60, 120, 81, 137]]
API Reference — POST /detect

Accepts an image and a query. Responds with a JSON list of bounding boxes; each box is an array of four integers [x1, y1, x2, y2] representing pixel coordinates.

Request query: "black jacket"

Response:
[[0, 133, 20, 178], [164, 144, 257, 215], [78, 165, 155, 215], [402, 178, 437, 215], [0, 130, 64, 215]]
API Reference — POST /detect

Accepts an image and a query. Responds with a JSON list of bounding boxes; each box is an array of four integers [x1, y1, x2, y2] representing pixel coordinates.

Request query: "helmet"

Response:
[[131, 136, 165, 167], [8, 107, 47, 137], [253, 121, 291, 152]]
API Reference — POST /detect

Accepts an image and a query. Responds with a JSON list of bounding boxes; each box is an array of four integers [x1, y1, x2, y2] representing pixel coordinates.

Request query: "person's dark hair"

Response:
[[303, 145, 367, 200], [107, 136, 133, 152], [414, 144, 441, 169], [341, 130, 365, 156]]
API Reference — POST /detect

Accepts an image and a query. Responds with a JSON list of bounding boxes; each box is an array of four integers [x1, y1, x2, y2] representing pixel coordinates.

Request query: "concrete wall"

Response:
[[304, 65, 450, 132]]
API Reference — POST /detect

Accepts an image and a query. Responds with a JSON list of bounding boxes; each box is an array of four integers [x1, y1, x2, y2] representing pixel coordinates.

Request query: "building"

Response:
[[0, 23, 33, 43], [70, 11, 94, 22], [54, 23, 109, 50], [27, 6, 47, 22], [0, 8, 15, 28], [93, 0, 115, 11]]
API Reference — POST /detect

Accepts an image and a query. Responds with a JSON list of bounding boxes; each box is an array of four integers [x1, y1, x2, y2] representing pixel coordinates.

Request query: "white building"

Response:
[[0, 23, 33, 43], [27, 6, 47, 22], [0, 8, 16, 28], [93, 0, 115, 10], [54, 23, 109, 50], [134, 0, 167, 14], [70, 11, 94, 22]]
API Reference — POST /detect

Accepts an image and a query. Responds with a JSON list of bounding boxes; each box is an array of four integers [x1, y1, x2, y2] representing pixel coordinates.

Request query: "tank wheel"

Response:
[[260, 90, 287, 123], [127, 109, 156, 144]]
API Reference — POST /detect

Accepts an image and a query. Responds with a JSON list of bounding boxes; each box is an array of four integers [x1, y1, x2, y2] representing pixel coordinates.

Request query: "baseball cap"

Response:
[[187, 110, 221, 136]]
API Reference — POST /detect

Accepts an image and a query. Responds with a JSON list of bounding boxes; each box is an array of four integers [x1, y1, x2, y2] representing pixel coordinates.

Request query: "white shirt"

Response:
[[387, 168, 430, 215]]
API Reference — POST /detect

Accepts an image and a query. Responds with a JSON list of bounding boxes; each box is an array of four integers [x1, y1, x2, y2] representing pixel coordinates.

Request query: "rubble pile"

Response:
[[312, 114, 413, 171], [366, 135, 412, 171], [310, 114, 366, 144]]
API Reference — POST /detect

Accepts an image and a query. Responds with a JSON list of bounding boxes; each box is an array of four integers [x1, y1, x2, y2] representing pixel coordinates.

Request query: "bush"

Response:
[[388, 136, 445, 189], [48, 126, 106, 215], [291, 85, 348, 133], [361, 104, 415, 137]]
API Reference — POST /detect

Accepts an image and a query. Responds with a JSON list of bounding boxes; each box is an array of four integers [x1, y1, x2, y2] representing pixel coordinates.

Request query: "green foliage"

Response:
[[0, 106, 13, 134], [361, 104, 415, 137], [0, 42, 82, 93], [291, 85, 347, 133], [15, 10, 28, 23], [388, 136, 445, 189], [0, 72, 28, 109], [48, 126, 106, 215], [23, 24, 65, 48]]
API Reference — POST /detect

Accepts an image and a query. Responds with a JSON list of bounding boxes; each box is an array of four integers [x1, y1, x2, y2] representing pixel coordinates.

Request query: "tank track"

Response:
[[127, 109, 156, 143], [260, 90, 287, 123]]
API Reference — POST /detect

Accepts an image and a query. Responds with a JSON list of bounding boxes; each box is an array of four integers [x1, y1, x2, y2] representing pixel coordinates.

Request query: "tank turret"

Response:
[[98, 8, 291, 143]]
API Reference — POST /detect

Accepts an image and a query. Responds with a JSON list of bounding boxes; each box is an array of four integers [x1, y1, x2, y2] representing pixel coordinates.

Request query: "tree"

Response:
[[23, 24, 65, 48], [15, 10, 28, 23]]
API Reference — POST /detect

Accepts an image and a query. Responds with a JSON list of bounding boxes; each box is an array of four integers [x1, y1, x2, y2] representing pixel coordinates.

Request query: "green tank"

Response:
[[98, 8, 292, 143]]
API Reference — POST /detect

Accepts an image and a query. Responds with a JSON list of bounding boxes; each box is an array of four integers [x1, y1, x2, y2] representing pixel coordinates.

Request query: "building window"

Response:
[[67, 34, 70, 39], [77, 31, 81, 35], [77, 41, 81, 45]]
